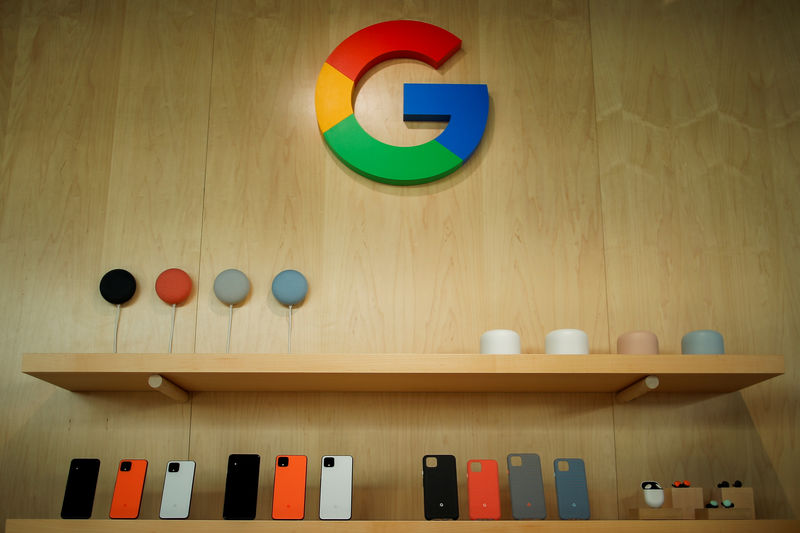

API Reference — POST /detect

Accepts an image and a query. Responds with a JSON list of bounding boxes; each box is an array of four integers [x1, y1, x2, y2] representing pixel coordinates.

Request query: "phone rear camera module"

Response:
[[168, 462, 180, 473], [120, 461, 132, 472], [324, 457, 335, 468], [278, 456, 289, 467]]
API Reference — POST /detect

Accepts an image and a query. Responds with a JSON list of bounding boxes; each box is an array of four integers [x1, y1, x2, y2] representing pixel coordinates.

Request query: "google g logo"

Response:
[[315, 20, 489, 186]]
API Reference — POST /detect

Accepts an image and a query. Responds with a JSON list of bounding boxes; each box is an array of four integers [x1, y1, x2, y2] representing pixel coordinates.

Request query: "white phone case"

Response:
[[319, 455, 352, 520], [159, 460, 195, 519]]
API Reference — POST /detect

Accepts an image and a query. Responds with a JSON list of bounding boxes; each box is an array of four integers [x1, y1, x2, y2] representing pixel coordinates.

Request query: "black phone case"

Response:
[[61, 458, 101, 519], [422, 454, 459, 520], [223, 454, 260, 520]]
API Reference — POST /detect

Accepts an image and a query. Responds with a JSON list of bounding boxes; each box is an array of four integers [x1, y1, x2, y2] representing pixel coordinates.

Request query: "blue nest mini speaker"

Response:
[[681, 329, 724, 354], [271, 270, 308, 307]]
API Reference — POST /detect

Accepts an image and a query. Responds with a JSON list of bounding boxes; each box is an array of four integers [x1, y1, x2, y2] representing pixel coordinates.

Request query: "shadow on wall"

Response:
[[613, 391, 794, 518]]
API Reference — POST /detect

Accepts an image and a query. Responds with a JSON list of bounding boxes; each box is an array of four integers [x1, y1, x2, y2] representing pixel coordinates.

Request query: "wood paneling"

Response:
[[0, 0, 798, 528], [591, 0, 799, 518], [0, 0, 214, 526], [188, 391, 615, 520], [477, 0, 608, 353], [188, 0, 615, 521], [8, 519, 800, 533]]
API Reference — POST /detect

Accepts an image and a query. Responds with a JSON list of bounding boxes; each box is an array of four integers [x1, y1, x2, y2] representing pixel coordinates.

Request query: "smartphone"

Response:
[[60, 458, 101, 519], [554, 458, 590, 520], [507, 453, 546, 519], [223, 454, 260, 520], [466, 459, 500, 520], [319, 455, 353, 520], [422, 454, 459, 520], [109, 459, 148, 519], [159, 460, 195, 519], [272, 455, 307, 519]]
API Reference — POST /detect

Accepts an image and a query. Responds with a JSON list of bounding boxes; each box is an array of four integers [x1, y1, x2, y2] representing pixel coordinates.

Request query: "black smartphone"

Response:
[[223, 454, 260, 520], [60, 458, 101, 519], [422, 454, 459, 520]]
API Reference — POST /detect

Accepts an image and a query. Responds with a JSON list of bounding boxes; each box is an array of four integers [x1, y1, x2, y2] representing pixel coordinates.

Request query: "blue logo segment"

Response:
[[403, 83, 490, 162]]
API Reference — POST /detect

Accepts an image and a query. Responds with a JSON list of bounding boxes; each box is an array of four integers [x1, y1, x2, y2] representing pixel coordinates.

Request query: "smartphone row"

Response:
[[62, 453, 590, 521], [62, 455, 352, 520], [424, 454, 589, 520]]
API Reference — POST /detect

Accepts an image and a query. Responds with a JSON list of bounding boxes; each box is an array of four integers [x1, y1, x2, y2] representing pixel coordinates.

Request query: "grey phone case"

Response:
[[507, 453, 546, 519], [553, 458, 590, 520]]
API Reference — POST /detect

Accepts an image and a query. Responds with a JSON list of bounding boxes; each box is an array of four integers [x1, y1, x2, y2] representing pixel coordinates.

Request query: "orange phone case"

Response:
[[467, 459, 501, 520], [272, 455, 307, 519], [109, 459, 148, 519]]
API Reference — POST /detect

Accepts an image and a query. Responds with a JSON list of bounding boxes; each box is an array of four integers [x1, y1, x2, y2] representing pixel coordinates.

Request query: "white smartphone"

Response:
[[319, 455, 352, 520], [159, 460, 195, 519]]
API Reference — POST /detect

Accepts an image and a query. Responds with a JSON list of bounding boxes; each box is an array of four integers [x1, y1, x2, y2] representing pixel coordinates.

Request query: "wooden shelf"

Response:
[[6, 519, 800, 532], [22, 353, 783, 397]]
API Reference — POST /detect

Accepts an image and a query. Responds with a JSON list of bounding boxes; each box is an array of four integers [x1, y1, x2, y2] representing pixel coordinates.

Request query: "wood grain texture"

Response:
[[591, 0, 799, 519], [187, 391, 616, 520], [0, 0, 798, 529], [100, 0, 214, 355], [739, 0, 800, 517], [195, 0, 328, 355], [7, 519, 800, 533], [0, 0, 213, 527], [21, 353, 784, 394], [189, 1, 616, 521], [318, 0, 486, 355], [477, 0, 609, 354]]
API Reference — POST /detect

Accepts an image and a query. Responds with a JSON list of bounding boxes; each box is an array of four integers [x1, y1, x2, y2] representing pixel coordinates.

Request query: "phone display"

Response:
[[507, 453, 546, 519], [319, 455, 353, 520], [422, 454, 459, 520], [159, 460, 195, 519], [60, 458, 101, 519], [467, 459, 500, 520], [554, 458, 590, 520], [272, 455, 307, 519], [223, 454, 260, 520], [109, 459, 148, 519]]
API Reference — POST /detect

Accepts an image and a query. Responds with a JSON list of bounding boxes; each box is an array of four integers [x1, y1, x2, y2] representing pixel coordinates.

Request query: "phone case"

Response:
[[159, 460, 195, 519], [319, 455, 353, 520], [223, 454, 260, 520], [554, 458, 590, 520], [272, 455, 307, 520], [109, 459, 148, 519], [507, 453, 546, 519], [467, 459, 501, 520], [422, 454, 459, 520], [60, 458, 101, 519]]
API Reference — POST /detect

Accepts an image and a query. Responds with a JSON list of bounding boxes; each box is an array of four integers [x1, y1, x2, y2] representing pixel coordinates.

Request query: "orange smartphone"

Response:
[[109, 459, 148, 519], [467, 459, 501, 520], [272, 455, 307, 519]]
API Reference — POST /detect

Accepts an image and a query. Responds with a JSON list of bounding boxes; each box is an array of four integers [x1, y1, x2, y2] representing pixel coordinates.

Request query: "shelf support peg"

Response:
[[616, 375, 659, 403], [148, 374, 189, 402]]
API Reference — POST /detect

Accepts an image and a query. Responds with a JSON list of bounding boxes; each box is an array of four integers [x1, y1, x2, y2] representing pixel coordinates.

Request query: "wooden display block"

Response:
[[696, 508, 756, 520], [711, 487, 755, 514], [629, 507, 688, 519], [669, 487, 703, 512], [629, 487, 704, 520]]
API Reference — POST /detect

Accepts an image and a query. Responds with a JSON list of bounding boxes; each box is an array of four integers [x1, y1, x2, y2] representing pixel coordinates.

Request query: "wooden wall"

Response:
[[0, 0, 797, 526]]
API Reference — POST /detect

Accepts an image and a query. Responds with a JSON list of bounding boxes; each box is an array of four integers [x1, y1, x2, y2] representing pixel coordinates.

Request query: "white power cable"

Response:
[[113, 304, 120, 353], [168, 303, 176, 354], [226, 304, 233, 353]]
